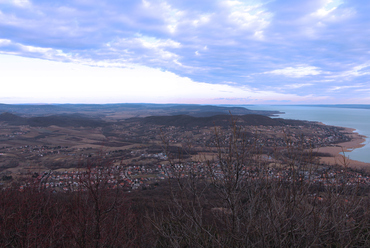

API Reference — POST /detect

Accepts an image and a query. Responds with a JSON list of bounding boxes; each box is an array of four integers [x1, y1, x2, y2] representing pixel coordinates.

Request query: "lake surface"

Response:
[[243, 105, 370, 163]]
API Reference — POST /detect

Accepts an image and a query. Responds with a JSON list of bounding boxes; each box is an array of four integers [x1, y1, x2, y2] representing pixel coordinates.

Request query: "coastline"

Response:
[[246, 105, 370, 171], [317, 126, 370, 171]]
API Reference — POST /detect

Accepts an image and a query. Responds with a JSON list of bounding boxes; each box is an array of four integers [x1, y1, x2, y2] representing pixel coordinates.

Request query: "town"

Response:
[[0, 112, 367, 192]]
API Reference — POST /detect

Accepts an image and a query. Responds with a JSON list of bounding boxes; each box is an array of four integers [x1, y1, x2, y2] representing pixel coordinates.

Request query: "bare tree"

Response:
[[152, 116, 370, 247]]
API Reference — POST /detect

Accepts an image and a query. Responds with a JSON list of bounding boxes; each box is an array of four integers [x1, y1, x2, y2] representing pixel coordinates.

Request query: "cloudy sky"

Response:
[[1, 0, 370, 104]]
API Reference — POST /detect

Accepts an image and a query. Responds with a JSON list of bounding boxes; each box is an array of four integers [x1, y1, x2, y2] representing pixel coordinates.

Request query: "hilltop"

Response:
[[0, 103, 280, 119], [0, 112, 308, 129], [127, 114, 308, 128], [0, 112, 105, 127]]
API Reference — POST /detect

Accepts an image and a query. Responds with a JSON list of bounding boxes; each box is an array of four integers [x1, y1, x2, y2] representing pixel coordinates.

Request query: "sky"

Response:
[[1, 0, 370, 104]]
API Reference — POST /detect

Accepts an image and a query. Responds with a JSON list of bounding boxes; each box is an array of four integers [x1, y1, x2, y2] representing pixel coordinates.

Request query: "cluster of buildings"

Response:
[[0, 119, 362, 193], [1, 145, 75, 159], [16, 158, 370, 193]]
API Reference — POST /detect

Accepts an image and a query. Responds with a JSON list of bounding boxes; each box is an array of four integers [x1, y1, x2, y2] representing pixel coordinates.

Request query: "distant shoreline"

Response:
[[317, 126, 370, 171], [244, 105, 370, 167]]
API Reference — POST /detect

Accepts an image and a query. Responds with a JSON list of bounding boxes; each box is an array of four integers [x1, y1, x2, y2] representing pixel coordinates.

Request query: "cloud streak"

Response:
[[264, 66, 322, 78]]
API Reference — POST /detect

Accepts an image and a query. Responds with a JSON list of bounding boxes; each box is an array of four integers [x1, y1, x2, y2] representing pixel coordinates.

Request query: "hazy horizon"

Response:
[[1, 0, 370, 104], [1, 102, 370, 107]]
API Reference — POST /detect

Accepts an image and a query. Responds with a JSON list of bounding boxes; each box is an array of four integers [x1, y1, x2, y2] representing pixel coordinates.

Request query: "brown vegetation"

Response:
[[150, 119, 370, 247], [1, 117, 370, 247]]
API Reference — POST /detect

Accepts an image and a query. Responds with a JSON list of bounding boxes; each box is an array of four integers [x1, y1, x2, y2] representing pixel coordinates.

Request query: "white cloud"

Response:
[[0, 39, 75, 62], [140, 0, 184, 34], [325, 63, 370, 80], [0, 54, 326, 104], [137, 35, 181, 49], [294, 0, 354, 38], [329, 85, 363, 91], [0, 39, 12, 46], [355, 88, 370, 92], [0, 0, 30, 7], [264, 66, 322, 78], [0, 0, 370, 104], [107, 35, 183, 67], [284, 83, 314, 89], [192, 14, 211, 27], [142, 0, 150, 8], [221, 0, 271, 38], [348, 64, 370, 77], [311, 0, 344, 18]]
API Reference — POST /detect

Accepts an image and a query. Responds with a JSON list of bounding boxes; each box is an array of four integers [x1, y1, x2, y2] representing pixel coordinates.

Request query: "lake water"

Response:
[[242, 105, 370, 163]]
